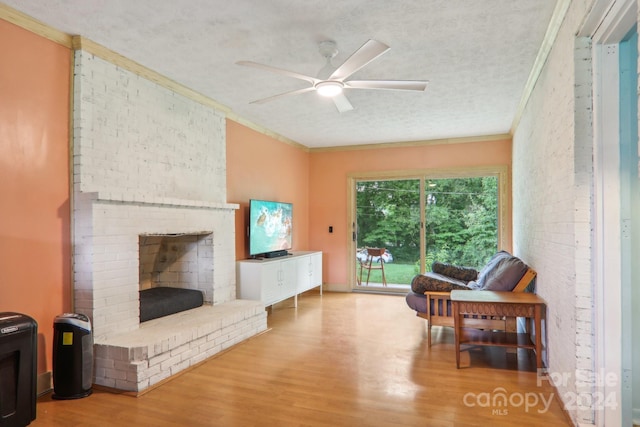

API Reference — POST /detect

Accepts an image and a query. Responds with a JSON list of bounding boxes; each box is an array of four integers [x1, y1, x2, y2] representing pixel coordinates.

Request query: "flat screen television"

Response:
[[249, 199, 293, 258]]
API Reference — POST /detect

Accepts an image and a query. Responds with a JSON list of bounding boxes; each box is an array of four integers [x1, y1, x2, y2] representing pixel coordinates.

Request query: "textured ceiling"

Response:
[[3, 0, 559, 148]]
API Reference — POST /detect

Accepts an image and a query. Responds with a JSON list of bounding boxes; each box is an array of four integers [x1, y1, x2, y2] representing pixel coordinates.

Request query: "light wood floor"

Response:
[[33, 291, 571, 426]]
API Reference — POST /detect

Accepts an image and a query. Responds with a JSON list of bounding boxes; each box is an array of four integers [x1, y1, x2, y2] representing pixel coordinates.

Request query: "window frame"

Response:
[[347, 165, 510, 289]]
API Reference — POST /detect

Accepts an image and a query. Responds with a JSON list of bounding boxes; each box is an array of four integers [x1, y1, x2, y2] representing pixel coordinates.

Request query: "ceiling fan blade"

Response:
[[329, 40, 390, 82], [345, 80, 428, 91], [236, 61, 320, 85], [250, 86, 316, 105], [332, 93, 354, 113]]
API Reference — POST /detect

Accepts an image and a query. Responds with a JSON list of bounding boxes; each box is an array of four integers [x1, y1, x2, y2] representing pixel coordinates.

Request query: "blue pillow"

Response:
[[474, 251, 528, 291]]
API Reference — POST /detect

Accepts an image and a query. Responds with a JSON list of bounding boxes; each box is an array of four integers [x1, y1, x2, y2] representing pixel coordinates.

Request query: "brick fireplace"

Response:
[[71, 48, 267, 392]]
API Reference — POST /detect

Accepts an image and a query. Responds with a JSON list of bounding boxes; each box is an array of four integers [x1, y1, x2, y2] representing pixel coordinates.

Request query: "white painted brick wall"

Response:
[[74, 51, 227, 204], [72, 47, 240, 336], [512, 1, 596, 425], [70, 48, 266, 392]]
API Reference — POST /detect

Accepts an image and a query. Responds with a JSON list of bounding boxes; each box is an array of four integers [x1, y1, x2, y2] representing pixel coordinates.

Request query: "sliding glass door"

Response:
[[350, 168, 506, 292], [354, 179, 421, 289]]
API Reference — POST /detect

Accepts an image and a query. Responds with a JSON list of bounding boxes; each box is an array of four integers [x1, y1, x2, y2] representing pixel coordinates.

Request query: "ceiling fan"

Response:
[[236, 39, 428, 113]]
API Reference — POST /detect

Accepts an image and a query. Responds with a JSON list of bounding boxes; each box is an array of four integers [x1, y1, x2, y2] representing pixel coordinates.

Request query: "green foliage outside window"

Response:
[[424, 177, 498, 269], [356, 177, 498, 279]]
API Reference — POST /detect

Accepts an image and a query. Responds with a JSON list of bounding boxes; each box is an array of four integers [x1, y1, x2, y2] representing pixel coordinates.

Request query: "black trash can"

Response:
[[0, 312, 37, 427], [52, 313, 93, 400]]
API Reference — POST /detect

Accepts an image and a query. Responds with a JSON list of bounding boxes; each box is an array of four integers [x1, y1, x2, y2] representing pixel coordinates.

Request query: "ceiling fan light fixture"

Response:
[[315, 81, 343, 97], [238, 39, 428, 112]]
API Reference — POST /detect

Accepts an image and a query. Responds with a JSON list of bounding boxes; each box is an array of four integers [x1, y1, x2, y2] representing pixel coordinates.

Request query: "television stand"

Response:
[[237, 251, 323, 308], [264, 250, 289, 258]]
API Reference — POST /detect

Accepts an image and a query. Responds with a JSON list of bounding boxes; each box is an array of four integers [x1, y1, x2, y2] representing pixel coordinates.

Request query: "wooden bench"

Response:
[[417, 268, 537, 346]]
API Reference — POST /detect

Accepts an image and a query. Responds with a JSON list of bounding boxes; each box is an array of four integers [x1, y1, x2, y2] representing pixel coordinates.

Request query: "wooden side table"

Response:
[[451, 290, 545, 369]]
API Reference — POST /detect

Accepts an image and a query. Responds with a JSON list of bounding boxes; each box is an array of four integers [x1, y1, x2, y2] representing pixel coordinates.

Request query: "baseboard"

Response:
[[37, 371, 52, 396], [322, 283, 350, 292]]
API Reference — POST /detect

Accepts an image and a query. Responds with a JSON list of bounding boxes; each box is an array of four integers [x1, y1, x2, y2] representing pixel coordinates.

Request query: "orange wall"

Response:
[[308, 139, 512, 285], [226, 120, 310, 259], [226, 122, 512, 286], [0, 20, 72, 374]]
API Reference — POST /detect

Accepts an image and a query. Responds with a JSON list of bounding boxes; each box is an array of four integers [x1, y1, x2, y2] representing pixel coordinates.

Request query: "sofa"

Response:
[[405, 251, 537, 345]]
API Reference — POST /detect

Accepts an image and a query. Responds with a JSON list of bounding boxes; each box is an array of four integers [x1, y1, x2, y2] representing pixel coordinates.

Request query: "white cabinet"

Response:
[[296, 252, 323, 294], [237, 251, 322, 308]]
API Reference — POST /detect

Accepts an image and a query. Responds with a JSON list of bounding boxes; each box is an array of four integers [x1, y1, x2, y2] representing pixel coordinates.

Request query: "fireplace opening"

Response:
[[138, 232, 213, 322]]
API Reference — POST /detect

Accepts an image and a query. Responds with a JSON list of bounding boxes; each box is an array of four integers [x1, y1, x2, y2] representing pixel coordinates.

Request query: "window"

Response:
[[348, 166, 509, 292]]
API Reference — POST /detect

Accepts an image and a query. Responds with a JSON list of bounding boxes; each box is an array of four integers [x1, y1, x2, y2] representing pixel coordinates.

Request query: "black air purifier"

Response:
[[52, 313, 93, 400], [0, 312, 37, 427]]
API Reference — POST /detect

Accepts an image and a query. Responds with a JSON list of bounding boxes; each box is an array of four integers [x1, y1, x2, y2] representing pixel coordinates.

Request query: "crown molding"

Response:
[[72, 36, 232, 115], [225, 114, 309, 152], [310, 133, 511, 153], [510, 0, 571, 133], [0, 3, 71, 47]]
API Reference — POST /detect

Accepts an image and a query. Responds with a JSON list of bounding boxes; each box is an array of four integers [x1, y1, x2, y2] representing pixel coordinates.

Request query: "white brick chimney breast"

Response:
[[72, 50, 266, 392]]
